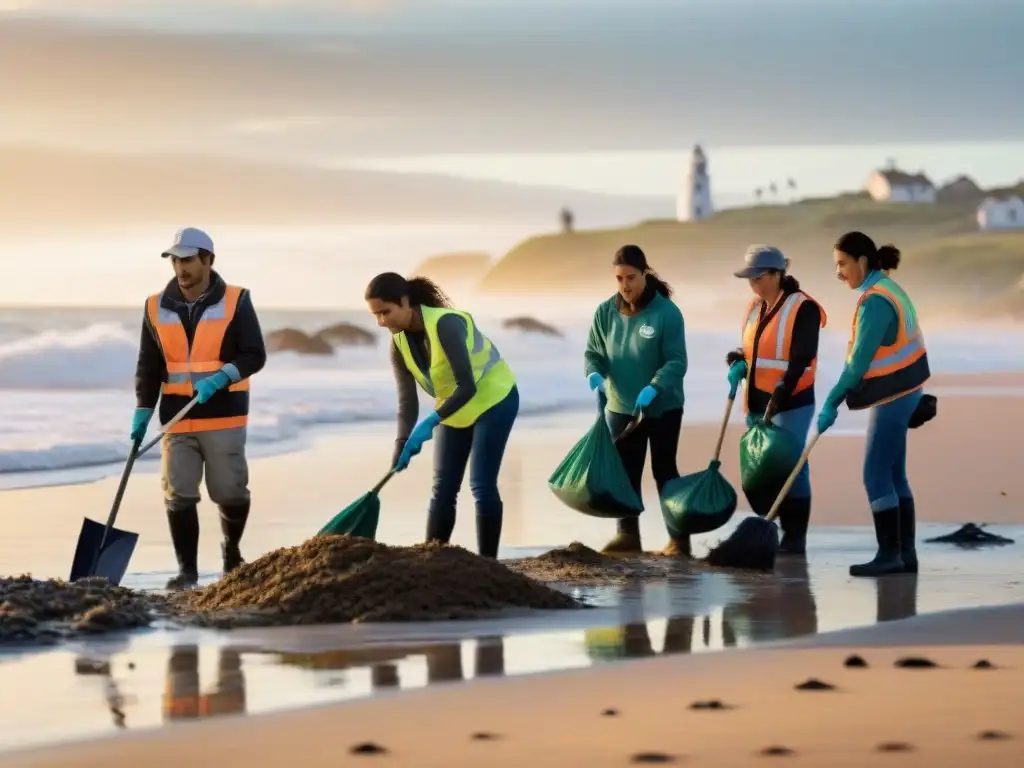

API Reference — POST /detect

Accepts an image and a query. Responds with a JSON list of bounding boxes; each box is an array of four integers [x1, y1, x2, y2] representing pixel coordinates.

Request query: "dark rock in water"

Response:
[[264, 328, 334, 356], [501, 316, 563, 337], [794, 678, 835, 691], [315, 322, 377, 347], [895, 656, 938, 669], [924, 523, 1014, 547], [844, 654, 868, 668]]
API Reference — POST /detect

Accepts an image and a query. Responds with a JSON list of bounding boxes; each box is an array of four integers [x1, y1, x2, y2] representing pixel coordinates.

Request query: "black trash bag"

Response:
[[548, 402, 643, 519]]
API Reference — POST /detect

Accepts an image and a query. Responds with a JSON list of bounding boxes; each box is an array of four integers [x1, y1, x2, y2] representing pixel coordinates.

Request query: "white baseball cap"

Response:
[[162, 227, 214, 259]]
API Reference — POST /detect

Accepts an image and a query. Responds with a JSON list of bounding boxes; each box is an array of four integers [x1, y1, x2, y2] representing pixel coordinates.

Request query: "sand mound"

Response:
[[0, 575, 159, 645], [174, 536, 586, 627], [506, 542, 677, 585]]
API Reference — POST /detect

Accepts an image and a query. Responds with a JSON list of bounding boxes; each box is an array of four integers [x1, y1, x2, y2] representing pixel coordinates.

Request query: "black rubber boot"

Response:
[[778, 496, 812, 556], [849, 507, 905, 577], [897, 497, 917, 573], [476, 504, 503, 559], [166, 505, 200, 590], [602, 515, 642, 554], [425, 501, 457, 545], [218, 501, 250, 575]]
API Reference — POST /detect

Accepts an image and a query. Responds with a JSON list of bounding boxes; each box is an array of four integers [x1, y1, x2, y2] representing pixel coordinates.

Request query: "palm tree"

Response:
[[755, 187, 763, 202]]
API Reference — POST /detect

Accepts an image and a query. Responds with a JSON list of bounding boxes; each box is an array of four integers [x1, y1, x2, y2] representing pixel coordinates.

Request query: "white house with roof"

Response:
[[866, 169, 937, 203], [977, 196, 1024, 231]]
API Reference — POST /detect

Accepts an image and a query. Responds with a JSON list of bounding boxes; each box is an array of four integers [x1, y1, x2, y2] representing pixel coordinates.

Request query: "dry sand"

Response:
[[2, 603, 1019, 767]]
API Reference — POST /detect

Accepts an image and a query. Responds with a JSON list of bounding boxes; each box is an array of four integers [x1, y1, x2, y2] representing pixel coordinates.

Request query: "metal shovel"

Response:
[[69, 396, 200, 586]]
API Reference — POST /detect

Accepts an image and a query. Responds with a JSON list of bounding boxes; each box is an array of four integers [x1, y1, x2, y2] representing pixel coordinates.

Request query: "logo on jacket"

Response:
[[638, 324, 656, 339]]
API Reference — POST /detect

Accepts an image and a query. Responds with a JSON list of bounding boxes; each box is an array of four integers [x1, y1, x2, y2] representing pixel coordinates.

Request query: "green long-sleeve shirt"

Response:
[[584, 289, 687, 416], [825, 270, 899, 408]]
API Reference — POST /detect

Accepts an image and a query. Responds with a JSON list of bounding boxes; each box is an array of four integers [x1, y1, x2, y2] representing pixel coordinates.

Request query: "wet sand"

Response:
[[2, 603, 1020, 767]]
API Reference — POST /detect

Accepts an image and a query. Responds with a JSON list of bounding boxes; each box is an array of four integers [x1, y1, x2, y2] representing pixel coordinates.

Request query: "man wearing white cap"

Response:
[[133, 227, 267, 589]]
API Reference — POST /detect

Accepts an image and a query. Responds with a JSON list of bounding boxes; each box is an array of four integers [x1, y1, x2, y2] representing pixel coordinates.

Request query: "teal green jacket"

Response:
[[825, 270, 899, 408], [584, 289, 687, 416]]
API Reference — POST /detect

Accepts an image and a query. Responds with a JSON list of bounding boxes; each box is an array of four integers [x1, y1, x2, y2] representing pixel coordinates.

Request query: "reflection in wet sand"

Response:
[[876, 574, 919, 623], [723, 557, 818, 645], [162, 646, 247, 722]]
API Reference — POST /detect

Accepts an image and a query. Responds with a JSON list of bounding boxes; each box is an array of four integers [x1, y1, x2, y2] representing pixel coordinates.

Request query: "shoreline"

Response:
[[1, 602, 1020, 766]]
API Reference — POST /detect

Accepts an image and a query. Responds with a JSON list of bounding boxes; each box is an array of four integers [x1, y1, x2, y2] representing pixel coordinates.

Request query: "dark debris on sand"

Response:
[[0, 575, 163, 645], [504, 542, 676, 584], [171, 535, 587, 627]]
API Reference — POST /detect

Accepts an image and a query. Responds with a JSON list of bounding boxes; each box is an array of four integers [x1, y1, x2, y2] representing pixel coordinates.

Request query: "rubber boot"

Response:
[[602, 515, 643, 554], [661, 535, 691, 557], [849, 507, 905, 577], [778, 496, 812, 556], [165, 505, 200, 590], [218, 501, 250, 575], [898, 497, 918, 574], [476, 503, 503, 559]]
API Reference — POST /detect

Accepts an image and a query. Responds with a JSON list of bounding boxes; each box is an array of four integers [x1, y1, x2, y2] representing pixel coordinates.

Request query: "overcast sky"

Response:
[[1, 0, 1021, 157]]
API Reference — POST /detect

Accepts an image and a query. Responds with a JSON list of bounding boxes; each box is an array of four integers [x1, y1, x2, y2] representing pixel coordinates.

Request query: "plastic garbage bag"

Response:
[[548, 405, 643, 519], [660, 459, 738, 536], [739, 419, 803, 502]]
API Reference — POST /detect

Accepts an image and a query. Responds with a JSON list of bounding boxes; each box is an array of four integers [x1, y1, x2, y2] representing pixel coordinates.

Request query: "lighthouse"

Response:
[[677, 144, 713, 222]]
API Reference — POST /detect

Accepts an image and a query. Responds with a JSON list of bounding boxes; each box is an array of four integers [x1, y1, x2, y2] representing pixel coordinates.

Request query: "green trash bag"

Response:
[[739, 420, 803, 502], [315, 471, 393, 540], [548, 406, 643, 519], [660, 459, 738, 537]]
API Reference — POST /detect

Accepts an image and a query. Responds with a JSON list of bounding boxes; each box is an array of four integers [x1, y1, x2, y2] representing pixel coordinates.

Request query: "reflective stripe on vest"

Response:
[[845, 277, 930, 409], [146, 285, 249, 434], [393, 305, 516, 428], [740, 291, 826, 411]]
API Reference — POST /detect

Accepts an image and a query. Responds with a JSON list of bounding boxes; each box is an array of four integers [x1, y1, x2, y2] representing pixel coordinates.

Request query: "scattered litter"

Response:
[[894, 656, 938, 669], [794, 678, 835, 691], [924, 523, 1014, 547], [1, 575, 162, 646], [172, 536, 586, 626]]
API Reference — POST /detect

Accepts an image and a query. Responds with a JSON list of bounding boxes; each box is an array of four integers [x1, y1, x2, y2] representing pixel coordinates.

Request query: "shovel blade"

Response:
[[69, 517, 139, 586]]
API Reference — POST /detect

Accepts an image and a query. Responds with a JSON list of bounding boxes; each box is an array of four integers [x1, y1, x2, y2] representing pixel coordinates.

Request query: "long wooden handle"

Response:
[[765, 432, 821, 522], [371, 470, 396, 495], [712, 396, 735, 462], [136, 396, 201, 459]]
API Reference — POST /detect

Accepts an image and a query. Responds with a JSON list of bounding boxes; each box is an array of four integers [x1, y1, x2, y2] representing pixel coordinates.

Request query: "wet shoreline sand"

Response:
[[1, 603, 1020, 767]]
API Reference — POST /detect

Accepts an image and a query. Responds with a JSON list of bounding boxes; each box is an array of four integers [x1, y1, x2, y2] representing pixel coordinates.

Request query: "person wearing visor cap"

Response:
[[726, 245, 826, 556], [133, 227, 267, 589]]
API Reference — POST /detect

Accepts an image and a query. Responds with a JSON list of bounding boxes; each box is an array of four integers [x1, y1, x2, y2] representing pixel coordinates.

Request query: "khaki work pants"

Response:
[[161, 427, 250, 513]]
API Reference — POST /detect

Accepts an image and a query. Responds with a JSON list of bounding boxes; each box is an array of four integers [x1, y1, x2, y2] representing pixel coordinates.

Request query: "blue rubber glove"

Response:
[[130, 407, 153, 442], [587, 372, 605, 393], [727, 360, 747, 398], [395, 411, 441, 472], [816, 403, 838, 435], [634, 385, 658, 410], [195, 370, 231, 404]]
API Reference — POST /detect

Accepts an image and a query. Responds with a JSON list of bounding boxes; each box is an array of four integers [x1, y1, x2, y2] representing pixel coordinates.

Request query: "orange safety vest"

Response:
[[741, 291, 827, 411], [146, 285, 250, 434], [845, 280, 930, 410]]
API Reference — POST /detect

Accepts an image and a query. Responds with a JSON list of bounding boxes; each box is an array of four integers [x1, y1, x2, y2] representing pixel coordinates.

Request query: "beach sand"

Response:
[[0, 375, 1019, 584], [1, 603, 1019, 767]]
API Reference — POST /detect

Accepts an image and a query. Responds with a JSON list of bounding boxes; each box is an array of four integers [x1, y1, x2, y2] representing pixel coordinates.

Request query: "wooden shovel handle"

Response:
[[765, 432, 821, 522]]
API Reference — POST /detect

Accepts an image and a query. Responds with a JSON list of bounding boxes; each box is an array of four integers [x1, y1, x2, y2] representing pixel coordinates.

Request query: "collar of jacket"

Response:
[[161, 270, 227, 310]]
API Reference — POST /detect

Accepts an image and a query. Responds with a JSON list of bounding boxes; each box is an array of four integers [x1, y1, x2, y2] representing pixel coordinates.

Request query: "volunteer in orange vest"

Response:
[[132, 227, 267, 590], [817, 231, 931, 578], [726, 245, 826, 555]]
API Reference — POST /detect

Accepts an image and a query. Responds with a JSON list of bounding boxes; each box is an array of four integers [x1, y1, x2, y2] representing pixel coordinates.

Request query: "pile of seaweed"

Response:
[[172, 536, 586, 627], [505, 542, 676, 585], [0, 575, 160, 645]]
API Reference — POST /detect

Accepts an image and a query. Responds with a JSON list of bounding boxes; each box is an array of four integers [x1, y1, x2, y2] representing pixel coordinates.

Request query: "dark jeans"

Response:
[[864, 388, 922, 513], [606, 407, 683, 507], [426, 385, 520, 542]]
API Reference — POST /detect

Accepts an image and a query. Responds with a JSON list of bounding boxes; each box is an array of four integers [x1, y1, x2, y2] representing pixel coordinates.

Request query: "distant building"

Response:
[[977, 196, 1024, 231], [937, 174, 982, 202], [677, 144, 713, 222], [866, 169, 937, 203]]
